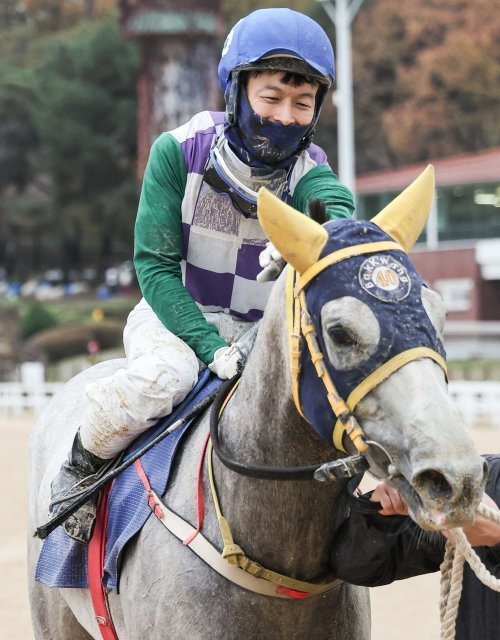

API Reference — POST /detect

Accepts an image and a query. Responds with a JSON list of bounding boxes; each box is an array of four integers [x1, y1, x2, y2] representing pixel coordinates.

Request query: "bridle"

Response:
[[210, 238, 447, 482]]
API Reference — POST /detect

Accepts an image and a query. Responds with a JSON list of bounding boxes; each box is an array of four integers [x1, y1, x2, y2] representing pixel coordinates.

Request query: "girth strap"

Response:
[[146, 486, 342, 599]]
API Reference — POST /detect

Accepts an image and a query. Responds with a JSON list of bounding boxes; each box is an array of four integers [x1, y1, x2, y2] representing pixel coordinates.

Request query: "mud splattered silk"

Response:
[[134, 110, 354, 363]]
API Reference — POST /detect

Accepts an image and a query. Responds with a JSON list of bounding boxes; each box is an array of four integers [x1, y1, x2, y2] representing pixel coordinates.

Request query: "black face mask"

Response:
[[224, 87, 311, 170]]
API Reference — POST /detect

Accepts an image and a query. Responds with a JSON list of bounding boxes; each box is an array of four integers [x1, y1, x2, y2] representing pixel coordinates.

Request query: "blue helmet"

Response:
[[218, 8, 335, 92], [219, 8, 335, 127]]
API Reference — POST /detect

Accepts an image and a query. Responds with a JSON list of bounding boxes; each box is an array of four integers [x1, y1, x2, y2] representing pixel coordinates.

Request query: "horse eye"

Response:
[[327, 326, 356, 347]]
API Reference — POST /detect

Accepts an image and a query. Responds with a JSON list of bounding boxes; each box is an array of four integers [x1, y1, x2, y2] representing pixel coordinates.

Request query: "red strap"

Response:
[[134, 459, 164, 518], [276, 586, 310, 599], [134, 431, 211, 546], [88, 484, 119, 640], [183, 429, 211, 545]]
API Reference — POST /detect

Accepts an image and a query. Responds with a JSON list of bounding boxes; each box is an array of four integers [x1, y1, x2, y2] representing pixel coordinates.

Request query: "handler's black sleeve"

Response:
[[455, 454, 500, 640], [330, 503, 445, 587]]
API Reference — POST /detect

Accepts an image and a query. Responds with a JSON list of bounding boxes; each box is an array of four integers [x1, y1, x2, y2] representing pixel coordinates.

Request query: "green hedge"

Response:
[[21, 302, 59, 339]]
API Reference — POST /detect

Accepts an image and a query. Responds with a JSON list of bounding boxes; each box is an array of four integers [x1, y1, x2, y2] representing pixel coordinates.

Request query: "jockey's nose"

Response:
[[271, 101, 295, 126]]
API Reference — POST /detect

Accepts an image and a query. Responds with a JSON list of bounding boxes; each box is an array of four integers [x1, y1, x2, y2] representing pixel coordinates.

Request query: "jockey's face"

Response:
[[246, 71, 318, 126]]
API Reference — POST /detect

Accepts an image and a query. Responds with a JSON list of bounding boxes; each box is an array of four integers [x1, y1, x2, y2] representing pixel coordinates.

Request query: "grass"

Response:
[[447, 358, 500, 381]]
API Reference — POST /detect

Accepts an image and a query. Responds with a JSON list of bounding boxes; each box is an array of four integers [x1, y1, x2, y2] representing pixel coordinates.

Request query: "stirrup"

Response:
[[61, 498, 100, 544]]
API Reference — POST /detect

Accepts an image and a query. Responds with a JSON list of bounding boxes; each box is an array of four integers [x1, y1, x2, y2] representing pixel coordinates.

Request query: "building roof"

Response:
[[356, 147, 500, 194]]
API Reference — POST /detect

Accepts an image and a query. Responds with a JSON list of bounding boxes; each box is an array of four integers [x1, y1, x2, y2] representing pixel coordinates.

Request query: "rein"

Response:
[[209, 377, 352, 480], [134, 381, 344, 600], [202, 380, 343, 598]]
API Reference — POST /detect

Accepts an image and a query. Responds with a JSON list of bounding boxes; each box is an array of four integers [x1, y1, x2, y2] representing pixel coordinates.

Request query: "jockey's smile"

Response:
[[246, 71, 318, 126]]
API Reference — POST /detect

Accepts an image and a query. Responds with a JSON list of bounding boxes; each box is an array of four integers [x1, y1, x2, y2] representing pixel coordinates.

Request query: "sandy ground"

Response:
[[0, 413, 498, 640]]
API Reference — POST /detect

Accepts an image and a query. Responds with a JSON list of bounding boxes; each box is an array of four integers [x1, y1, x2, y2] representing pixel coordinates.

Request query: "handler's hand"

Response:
[[442, 493, 500, 547], [371, 482, 409, 516]]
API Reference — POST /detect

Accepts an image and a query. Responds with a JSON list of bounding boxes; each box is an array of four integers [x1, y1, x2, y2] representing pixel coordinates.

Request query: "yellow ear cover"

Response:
[[257, 188, 328, 274], [371, 165, 435, 252]]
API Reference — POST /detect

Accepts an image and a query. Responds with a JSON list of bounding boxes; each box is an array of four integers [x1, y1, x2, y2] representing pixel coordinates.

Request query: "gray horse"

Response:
[[28, 167, 486, 640]]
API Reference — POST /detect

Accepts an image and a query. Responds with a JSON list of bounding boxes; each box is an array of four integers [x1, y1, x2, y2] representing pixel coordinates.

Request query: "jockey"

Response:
[[50, 7, 355, 543]]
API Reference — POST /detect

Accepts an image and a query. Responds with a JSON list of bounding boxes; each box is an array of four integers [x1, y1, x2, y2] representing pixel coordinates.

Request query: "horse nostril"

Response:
[[414, 469, 453, 500]]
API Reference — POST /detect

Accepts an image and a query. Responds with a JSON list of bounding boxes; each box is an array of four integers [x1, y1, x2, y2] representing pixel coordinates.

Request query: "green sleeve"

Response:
[[133, 133, 227, 365], [292, 164, 355, 220]]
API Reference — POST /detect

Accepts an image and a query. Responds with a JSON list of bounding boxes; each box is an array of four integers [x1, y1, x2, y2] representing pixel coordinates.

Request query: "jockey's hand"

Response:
[[208, 345, 242, 380], [256, 242, 286, 282], [371, 482, 409, 516], [442, 493, 500, 547]]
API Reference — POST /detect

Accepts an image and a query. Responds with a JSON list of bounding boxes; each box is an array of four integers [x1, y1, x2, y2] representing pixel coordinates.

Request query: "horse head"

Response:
[[257, 167, 487, 531]]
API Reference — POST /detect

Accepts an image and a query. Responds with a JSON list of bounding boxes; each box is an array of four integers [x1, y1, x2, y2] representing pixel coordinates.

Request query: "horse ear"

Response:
[[257, 188, 328, 274], [371, 165, 435, 252]]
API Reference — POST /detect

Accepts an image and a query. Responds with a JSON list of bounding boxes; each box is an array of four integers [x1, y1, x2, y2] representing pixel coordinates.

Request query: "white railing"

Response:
[[449, 380, 500, 429], [0, 380, 499, 427], [0, 382, 64, 415]]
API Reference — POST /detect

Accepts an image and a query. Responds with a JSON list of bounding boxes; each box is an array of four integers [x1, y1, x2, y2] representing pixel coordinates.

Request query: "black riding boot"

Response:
[[50, 430, 109, 544]]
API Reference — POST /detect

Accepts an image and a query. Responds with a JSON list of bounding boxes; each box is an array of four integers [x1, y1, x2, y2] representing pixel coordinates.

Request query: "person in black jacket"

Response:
[[331, 454, 500, 640]]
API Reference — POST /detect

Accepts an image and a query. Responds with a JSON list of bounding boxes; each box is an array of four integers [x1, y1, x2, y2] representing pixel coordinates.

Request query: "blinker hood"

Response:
[[298, 220, 446, 445]]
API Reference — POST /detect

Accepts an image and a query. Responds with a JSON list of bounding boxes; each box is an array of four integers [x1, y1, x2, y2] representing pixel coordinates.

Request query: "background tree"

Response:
[[0, 0, 26, 27], [22, 0, 116, 30], [29, 18, 138, 278], [0, 60, 43, 278], [352, 0, 500, 171]]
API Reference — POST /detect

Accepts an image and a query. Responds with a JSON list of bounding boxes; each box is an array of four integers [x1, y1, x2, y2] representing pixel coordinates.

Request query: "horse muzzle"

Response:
[[388, 455, 489, 530]]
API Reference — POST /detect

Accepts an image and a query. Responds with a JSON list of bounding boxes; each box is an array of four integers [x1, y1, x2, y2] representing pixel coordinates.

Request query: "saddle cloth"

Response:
[[35, 371, 222, 591]]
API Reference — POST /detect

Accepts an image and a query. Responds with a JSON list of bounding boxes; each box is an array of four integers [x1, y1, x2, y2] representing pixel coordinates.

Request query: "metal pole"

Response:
[[317, 0, 363, 200], [427, 190, 439, 249]]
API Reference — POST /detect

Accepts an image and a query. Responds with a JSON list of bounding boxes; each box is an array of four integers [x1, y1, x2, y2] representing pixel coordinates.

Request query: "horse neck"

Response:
[[211, 275, 347, 580]]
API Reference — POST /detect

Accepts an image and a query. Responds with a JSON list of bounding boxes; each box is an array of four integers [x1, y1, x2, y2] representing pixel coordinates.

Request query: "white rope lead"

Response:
[[439, 503, 500, 640]]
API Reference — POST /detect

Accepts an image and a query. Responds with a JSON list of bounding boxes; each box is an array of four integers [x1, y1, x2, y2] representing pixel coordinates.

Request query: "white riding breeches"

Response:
[[80, 298, 251, 459]]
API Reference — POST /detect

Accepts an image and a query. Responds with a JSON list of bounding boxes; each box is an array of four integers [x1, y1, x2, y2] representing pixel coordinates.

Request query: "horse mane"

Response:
[[308, 199, 328, 224]]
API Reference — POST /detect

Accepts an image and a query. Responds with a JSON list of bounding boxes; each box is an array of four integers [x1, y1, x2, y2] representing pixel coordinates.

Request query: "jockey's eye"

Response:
[[327, 326, 356, 347]]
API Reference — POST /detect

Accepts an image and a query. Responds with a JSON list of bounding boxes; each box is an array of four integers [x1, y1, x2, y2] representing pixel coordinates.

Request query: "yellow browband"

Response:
[[294, 240, 402, 293], [286, 243, 447, 454]]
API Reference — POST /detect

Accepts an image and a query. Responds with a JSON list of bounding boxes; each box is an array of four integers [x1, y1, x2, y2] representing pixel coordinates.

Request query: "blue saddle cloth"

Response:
[[35, 370, 222, 591]]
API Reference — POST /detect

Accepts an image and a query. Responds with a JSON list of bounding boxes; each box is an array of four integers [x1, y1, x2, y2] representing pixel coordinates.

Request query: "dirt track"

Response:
[[1, 413, 498, 640]]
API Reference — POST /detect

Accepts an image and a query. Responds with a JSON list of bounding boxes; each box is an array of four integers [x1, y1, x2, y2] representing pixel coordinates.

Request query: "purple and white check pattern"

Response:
[[170, 111, 328, 321]]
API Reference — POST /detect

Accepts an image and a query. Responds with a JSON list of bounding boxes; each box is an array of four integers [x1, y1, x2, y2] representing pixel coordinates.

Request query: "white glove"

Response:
[[256, 242, 286, 282], [208, 345, 242, 380]]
